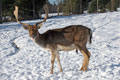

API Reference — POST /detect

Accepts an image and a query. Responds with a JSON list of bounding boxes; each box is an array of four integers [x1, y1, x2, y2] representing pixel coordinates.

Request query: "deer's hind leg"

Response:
[[77, 45, 91, 71]]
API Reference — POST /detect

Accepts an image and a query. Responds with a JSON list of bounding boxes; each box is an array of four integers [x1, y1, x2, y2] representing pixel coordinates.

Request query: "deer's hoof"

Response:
[[50, 71, 53, 74], [60, 69, 63, 72], [80, 67, 87, 71]]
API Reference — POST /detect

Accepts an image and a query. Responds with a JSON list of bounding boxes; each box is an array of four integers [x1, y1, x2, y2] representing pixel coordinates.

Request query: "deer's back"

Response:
[[42, 25, 90, 46]]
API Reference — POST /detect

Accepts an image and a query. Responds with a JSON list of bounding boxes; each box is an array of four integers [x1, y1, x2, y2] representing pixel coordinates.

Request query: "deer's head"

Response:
[[14, 5, 48, 38]]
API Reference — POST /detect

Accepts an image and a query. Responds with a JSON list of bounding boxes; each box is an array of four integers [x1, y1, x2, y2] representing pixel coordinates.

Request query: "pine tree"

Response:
[[62, 0, 84, 15], [62, 0, 70, 15], [1, 0, 47, 21], [89, 0, 110, 13], [111, 0, 119, 11], [106, 0, 119, 12]]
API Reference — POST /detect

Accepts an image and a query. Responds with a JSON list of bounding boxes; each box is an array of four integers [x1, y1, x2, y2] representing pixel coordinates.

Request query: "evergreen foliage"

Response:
[[2, 0, 46, 21], [88, 0, 119, 13], [0, 0, 120, 22]]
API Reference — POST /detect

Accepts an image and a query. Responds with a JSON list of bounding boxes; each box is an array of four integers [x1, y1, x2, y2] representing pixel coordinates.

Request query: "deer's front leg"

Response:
[[56, 53, 63, 72], [50, 51, 56, 74]]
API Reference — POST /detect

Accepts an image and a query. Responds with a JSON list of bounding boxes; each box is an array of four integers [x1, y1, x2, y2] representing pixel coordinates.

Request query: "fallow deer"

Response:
[[14, 5, 92, 74]]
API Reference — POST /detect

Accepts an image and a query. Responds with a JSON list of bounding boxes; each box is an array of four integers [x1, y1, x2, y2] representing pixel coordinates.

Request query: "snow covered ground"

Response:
[[0, 12, 120, 80]]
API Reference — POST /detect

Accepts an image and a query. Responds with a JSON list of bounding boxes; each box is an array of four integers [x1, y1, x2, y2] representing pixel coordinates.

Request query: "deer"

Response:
[[14, 5, 92, 74]]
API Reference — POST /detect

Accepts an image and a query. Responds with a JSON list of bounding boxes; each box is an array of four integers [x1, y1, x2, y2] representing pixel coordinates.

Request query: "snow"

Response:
[[0, 12, 120, 80], [42, 13, 63, 18]]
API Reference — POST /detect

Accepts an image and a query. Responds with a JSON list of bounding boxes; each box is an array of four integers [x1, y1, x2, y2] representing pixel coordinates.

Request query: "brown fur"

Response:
[[14, 6, 92, 74], [26, 25, 92, 74]]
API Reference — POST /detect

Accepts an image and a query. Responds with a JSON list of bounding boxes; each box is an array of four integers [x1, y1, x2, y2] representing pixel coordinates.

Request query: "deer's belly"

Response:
[[57, 44, 76, 51]]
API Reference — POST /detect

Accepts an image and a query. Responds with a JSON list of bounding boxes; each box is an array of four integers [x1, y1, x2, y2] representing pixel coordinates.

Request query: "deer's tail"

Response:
[[89, 29, 92, 44]]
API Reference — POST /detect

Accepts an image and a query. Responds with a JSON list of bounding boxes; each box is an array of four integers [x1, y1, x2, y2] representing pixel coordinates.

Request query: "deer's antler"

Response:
[[36, 4, 49, 27], [14, 6, 30, 27]]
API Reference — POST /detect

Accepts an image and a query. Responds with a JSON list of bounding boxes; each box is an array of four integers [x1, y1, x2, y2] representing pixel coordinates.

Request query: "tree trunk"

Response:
[[57, 6, 60, 16], [0, 0, 2, 23], [111, 0, 113, 11], [57, 0, 60, 16], [119, 0, 120, 7], [97, 0, 99, 13], [111, 0, 116, 11], [80, 0, 83, 14], [33, 0, 36, 19]]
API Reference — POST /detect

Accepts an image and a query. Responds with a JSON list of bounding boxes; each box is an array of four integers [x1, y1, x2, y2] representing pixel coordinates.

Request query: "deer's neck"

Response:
[[33, 30, 46, 48]]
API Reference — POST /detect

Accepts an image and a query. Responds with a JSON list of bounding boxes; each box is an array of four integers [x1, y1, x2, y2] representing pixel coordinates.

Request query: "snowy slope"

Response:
[[0, 12, 120, 80]]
